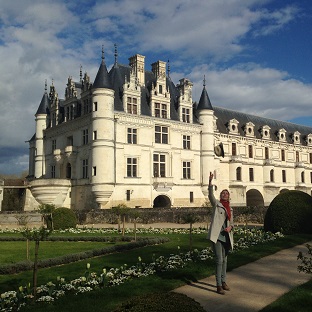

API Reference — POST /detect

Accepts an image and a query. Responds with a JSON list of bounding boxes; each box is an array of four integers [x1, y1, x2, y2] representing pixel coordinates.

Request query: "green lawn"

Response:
[[260, 279, 312, 312], [0, 241, 117, 263], [0, 231, 311, 312], [0, 233, 207, 294]]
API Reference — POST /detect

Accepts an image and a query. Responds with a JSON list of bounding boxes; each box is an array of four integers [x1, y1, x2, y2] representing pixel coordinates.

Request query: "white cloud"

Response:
[[88, 0, 298, 60], [0, 0, 310, 175], [253, 5, 300, 36], [188, 63, 312, 121]]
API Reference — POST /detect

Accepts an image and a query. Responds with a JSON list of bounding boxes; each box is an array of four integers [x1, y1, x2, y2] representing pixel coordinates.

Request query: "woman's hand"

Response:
[[224, 226, 232, 233]]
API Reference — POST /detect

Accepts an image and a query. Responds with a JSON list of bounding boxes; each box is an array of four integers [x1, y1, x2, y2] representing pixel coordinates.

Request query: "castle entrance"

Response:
[[246, 189, 264, 207], [153, 195, 171, 208]]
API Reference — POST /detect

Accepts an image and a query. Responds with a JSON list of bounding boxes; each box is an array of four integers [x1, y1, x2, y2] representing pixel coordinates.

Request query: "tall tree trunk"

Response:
[[189, 223, 193, 251], [33, 240, 39, 299], [26, 239, 29, 260], [122, 215, 125, 237], [117, 215, 121, 232], [134, 219, 137, 241]]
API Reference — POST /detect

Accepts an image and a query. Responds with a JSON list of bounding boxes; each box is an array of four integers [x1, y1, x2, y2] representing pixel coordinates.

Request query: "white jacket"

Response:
[[207, 185, 234, 250]]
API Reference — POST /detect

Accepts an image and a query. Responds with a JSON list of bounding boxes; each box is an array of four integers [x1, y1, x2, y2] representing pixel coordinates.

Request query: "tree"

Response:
[[2, 188, 25, 211], [111, 206, 122, 231], [37, 204, 56, 230], [21, 227, 52, 299], [182, 213, 199, 251], [129, 210, 141, 241], [201, 201, 213, 231], [112, 204, 130, 236]]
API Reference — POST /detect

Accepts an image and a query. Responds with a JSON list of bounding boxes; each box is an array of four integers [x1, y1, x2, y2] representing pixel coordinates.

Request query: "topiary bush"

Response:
[[113, 292, 206, 312], [264, 190, 312, 234], [52, 207, 77, 230]]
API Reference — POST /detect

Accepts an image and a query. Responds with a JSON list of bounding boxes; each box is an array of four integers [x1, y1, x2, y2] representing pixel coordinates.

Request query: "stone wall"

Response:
[[0, 206, 267, 227], [0, 212, 43, 227], [84, 206, 267, 225]]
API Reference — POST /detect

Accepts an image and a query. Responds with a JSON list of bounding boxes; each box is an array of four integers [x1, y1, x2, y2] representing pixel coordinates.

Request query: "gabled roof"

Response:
[[108, 64, 181, 119], [214, 106, 312, 144]]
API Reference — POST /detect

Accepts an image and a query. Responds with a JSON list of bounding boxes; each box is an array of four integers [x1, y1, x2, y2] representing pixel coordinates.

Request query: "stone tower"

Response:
[[91, 49, 115, 207], [34, 83, 49, 178], [197, 78, 215, 192]]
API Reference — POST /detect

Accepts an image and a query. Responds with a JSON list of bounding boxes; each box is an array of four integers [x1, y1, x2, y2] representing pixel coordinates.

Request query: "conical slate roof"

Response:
[[197, 85, 213, 110], [93, 60, 112, 89], [35, 91, 49, 115]]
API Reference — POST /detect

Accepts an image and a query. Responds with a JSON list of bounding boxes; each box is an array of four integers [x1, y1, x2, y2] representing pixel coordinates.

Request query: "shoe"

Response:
[[217, 286, 225, 295], [222, 282, 230, 291]]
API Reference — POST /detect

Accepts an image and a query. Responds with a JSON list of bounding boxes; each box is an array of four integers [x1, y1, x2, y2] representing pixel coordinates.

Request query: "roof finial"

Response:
[[114, 43, 118, 65], [101, 45, 105, 63], [167, 59, 170, 78], [51, 78, 54, 86], [80, 64, 82, 82], [203, 75, 206, 88], [44, 79, 47, 93]]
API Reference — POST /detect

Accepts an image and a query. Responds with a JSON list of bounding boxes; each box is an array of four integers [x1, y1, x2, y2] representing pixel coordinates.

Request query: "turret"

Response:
[[197, 77, 215, 190], [91, 47, 115, 207], [34, 82, 49, 178]]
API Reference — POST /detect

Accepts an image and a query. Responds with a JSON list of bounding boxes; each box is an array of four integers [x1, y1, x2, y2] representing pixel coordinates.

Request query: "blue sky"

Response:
[[0, 0, 312, 175]]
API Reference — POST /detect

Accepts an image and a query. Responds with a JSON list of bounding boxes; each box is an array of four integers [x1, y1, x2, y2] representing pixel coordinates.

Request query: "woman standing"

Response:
[[207, 172, 234, 295]]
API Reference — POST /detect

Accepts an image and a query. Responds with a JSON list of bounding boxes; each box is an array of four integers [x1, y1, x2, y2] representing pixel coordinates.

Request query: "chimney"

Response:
[[151, 60, 166, 83], [128, 54, 145, 86]]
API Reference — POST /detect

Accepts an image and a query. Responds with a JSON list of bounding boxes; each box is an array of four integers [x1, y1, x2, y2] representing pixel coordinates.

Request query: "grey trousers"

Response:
[[212, 240, 228, 286]]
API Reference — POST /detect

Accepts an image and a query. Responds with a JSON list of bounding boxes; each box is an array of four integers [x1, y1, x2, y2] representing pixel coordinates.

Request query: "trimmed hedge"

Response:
[[52, 207, 77, 230], [0, 237, 169, 275], [113, 292, 206, 312], [264, 190, 312, 234], [0, 236, 139, 242], [85, 206, 266, 225]]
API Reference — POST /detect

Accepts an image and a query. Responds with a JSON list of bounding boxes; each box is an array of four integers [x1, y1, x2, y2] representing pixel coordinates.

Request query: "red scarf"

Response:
[[220, 199, 231, 220]]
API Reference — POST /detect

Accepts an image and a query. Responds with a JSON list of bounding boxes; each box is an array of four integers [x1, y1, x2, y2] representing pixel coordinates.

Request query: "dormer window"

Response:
[[127, 97, 138, 114], [155, 102, 168, 119], [260, 125, 271, 140], [306, 134, 312, 146], [228, 119, 239, 134], [292, 131, 301, 144], [244, 122, 255, 137], [182, 107, 190, 123], [277, 128, 287, 142]]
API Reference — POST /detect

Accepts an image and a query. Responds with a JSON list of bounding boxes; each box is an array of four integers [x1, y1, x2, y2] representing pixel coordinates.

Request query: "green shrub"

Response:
[[264, 190, 312, 234], [52, 207, 77, 230], [113, 292, 206, 312]]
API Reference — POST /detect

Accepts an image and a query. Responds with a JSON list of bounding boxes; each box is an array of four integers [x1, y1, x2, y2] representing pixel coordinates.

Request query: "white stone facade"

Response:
[[26, 51, 312, 210]]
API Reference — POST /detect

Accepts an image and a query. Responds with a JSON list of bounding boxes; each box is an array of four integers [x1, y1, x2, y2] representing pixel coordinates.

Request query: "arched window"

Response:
[[270, 169, 274, 182], [301, 171, 305, 183], [236, 167, 242, 181]]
